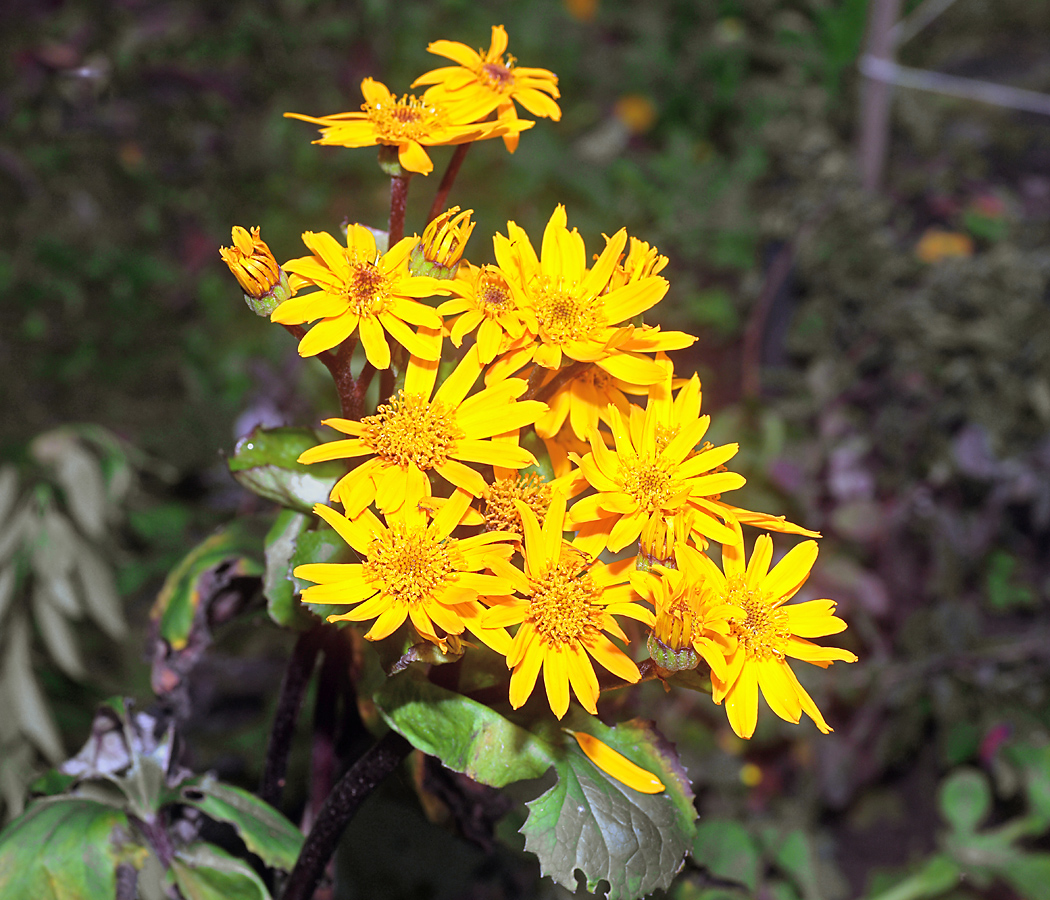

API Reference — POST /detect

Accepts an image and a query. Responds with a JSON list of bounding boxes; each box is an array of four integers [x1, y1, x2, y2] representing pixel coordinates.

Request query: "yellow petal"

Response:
[[569, 731, 665, 794]]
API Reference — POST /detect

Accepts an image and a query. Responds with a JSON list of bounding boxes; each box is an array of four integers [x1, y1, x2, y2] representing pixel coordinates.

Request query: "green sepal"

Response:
[[228, 426, 345, 514]]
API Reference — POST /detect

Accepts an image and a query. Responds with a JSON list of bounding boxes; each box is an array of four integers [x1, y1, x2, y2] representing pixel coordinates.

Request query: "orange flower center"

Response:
[[362, 391, 463, 470], [480, 59, 515, 91], [483, 473, 551, 534], [363, 523, 457, 606], [366, 94, 444, 142], [526, 559, 604, 645], [618, 457, 678, 513], [346, 261, 393, 315], [533, 277, 603, 345], [478, 268, 512, 313], [725, 575, 789, 660]]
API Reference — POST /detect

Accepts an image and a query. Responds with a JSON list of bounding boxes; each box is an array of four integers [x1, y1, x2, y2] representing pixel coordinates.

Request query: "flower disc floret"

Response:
[[362, 391, 462, 470], [726, 574, 790, 661], [484, 473, 551, 535], [527, 561, 605, 645], [362, 522, 456, 606]]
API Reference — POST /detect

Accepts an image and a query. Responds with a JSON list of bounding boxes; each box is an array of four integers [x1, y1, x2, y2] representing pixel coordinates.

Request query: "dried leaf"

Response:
[[32, 584, 86, 680], [2, 614, 63, 761], [74, 542, 127, 640]]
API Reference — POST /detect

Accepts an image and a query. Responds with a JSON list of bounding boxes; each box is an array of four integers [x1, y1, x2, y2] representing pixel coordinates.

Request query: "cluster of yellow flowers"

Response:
[[221, 26, 856, 745]]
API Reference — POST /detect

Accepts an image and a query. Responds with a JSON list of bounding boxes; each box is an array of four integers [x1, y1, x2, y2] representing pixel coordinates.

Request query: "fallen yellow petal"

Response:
[[568, 730, 666, 794]]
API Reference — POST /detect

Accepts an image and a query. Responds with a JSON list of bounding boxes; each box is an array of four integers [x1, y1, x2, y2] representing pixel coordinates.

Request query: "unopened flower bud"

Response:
[[409, 207, 474, 279], [220, 226, 292, 316]]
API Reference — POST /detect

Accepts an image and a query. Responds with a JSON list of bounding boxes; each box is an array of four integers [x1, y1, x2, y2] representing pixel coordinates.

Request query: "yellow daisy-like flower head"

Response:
[[298, 345, 548, 516], [295, 489, 517, 653], [568, 358, 818, 557], [220, 226, 292, 315], [272, 224, 448, 363], [438, 262, 530, 363], [284, 78, 533, 176], [533, 363, 645, 443], [412, 25, 561, 153], [409, 206, 475, 279], [630, 540, 736, 682], [490, 206, 680, 385], [709, 523, 858, 739], [480, 492, 654, 719]]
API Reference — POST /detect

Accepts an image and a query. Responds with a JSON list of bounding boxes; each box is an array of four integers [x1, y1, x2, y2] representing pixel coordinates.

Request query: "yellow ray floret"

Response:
[[480, 492, 653, 719], [295, 489, 518, 653], [568, 730, 665, 794], [273, 225, 448, 362], [298, 345, 548, 516]]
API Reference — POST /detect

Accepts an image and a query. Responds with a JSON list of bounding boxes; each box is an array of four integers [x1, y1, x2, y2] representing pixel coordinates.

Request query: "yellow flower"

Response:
[[412, 25, 561, 153], [481, 492, 653, 718], [298, 346, 547, 516], [533, 364, 644, 443], [567, 359, 818, 556], [295, 489, 517, 653], [630, 540, 737, 681], [438, 262, 530, 363], [272, 225, 447, 363], [285, 78, 532, 176], [708, 523, 857, 739], [489, 206, 691, 384], [219, 226, 292, 315], [409, 206, 475, 279]]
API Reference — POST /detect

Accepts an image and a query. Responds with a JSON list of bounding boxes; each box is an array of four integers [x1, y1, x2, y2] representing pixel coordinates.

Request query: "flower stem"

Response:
[[259, 627, 323, 809], [427, 143, 471, 224], [279, 731, 412, 900], [389, 174, 412, 245]]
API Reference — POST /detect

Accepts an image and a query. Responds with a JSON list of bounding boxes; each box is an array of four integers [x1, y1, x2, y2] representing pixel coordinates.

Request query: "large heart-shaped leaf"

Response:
[[521, 712, 697, 900]]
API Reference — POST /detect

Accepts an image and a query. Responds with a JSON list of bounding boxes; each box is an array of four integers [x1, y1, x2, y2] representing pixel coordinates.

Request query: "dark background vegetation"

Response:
[[6, 0, 1050, 897]]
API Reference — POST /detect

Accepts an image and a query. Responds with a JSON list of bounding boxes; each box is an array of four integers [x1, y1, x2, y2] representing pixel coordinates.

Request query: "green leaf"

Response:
[[692, 820, 761, 891], [373, 667, 554, 788], [864, 854, 960, 900], [228, 426, 345, 513], [0, 798, 129, 898], [1005, 743, 1050, 825], [761, 828, 821, 900], [522, 713, 697, 900], [179, 778, 303, 871], [290, 524, 356, 621], [152, 521, 264, 651], [938, 768, 991, 834], [170, 843, 271, 900], [1001, 852, 1050, 900], [263, 510, 314, 629]]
